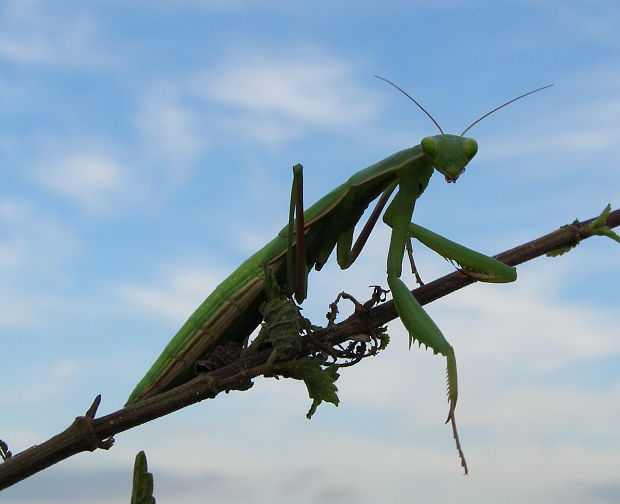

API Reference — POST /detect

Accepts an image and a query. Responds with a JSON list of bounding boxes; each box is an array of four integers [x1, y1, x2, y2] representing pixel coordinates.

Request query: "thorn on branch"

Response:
[[74, 396, 114, 451], [85, 394, 102, 418]]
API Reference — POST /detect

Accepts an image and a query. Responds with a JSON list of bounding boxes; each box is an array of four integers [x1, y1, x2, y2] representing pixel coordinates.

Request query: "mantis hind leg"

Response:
[[286, 164, 308, 302]]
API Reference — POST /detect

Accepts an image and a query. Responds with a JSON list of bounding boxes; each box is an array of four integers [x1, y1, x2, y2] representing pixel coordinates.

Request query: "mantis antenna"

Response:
[[374, 75, 445, 134], [375, 75, 553, 137], [460, 84, 553, 136]]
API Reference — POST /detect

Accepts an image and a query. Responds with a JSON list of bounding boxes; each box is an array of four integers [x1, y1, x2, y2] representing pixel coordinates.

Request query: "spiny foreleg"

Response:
[[407, 222, 517, 283], [383, 173, 468, 474]]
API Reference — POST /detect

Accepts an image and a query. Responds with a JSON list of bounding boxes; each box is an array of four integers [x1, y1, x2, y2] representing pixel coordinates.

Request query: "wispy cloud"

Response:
[[193, 47, 380, 145], [0, 196, 79, 326], [445, 270, 620, 374], [3, 358, 83, 406], [118, 264, 227, 324], [32, 153, 128, 214], [135, 84, 204, 180], [0, 197, 79, 274], [529, 0, 620, 49], [0, 0, 105, 68], [478, 85, 620, 160]]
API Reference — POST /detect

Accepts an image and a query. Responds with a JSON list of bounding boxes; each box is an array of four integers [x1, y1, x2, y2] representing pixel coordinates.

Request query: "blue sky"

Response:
[[1, 1, 619, 503]]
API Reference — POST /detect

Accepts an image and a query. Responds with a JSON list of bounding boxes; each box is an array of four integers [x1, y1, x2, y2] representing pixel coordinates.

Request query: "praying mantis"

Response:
[[126, 78, 561, 473]]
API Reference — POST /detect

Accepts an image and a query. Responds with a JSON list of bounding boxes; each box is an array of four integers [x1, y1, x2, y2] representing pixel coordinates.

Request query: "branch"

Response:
[[369, 207, 620, 327], [1, 207, 618, 491]]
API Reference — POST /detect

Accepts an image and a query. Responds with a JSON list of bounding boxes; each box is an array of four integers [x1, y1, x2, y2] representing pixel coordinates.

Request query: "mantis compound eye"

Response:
[[421, 137, 439, 158], [463, 138, 478, 160]]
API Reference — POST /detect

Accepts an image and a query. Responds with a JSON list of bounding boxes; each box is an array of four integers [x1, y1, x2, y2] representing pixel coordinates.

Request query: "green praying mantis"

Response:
[[126, 78, 572, 473]]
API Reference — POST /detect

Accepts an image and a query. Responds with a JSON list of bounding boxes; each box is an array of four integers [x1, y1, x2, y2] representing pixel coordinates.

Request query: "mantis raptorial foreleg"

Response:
[[383, 194, 520, 475], [383, 169, 469, 473], [407, 223, 517, 282]]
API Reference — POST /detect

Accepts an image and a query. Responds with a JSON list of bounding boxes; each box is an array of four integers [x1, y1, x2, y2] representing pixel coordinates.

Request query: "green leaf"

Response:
[[304, 365, 340, 419], [275, 359, 340, 418], [377, 328, 390, 351], [587, 204, 620, 243], [546, 244, 576, 257], [131, 451, 156, 504]]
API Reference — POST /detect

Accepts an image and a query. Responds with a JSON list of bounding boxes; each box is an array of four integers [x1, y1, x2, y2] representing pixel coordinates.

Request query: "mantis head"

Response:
[[374, 75, 553, 183], [421, 134, 478, 183]]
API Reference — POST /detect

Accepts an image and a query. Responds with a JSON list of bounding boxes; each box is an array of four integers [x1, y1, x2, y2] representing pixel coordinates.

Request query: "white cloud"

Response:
[[213, 113, 305, 146], [0, 0, 104, 68], [479, 110, 620, 165], [208, 54, 374, 123], [0, 197, 82, 328], [193, 47, 380, 144], [118, 264, 227, 324], [529, 0, 620, 48], [0, 290, 36, 328], [4, 358, 83, 405], [32, 153, 127, 214], [444, 273, 620, 374], [0, 197, 79, 273], [135, 85, 204, 177]]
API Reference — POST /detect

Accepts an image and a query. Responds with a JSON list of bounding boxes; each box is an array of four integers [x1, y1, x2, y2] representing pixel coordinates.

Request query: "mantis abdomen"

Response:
[[126, 147, 420, 405]]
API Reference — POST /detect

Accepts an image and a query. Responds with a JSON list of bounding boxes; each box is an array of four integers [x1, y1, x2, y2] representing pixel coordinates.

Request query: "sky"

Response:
[[1, 1, 619, 503]]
